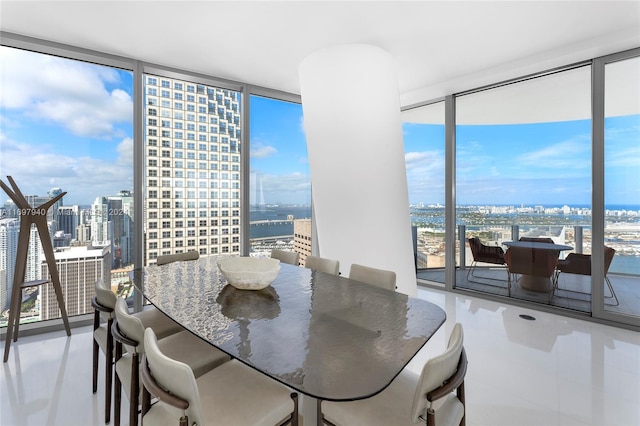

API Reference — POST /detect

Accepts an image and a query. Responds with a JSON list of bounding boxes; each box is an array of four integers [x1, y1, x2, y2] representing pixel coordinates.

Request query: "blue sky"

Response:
[[1, 46, 638, 208], [1, 46, 134, 205], [249, 96, 310, 205], [404, 115, 640, 207]]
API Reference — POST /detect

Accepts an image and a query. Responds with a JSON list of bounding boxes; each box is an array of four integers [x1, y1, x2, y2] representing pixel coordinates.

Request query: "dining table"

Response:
[[137, 255, 447, 425]]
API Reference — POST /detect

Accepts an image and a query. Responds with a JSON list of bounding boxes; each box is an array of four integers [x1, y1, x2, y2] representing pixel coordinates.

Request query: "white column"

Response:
[[299, 44, 416, 296]]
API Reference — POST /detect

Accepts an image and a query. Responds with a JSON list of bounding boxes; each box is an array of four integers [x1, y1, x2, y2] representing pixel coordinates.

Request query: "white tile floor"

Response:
[[1, 287, 639, 426]]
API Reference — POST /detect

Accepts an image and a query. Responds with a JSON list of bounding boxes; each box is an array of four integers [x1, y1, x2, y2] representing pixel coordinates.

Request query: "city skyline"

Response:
[[1, 46, 638, 208]]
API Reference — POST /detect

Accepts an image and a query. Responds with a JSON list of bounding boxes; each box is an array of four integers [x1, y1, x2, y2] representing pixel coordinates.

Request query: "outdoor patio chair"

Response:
[[554, 246, 619, 306], [505, 245, 559, 302], [466, 237, 508, 286], [519, 237, 555, 244]]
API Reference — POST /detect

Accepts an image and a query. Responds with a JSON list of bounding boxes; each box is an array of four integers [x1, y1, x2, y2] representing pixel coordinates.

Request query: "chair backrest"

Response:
[[411, 323, 464, 423], [95, 278, 117, 312], [519, 236, 554, 244], [506, 246, 558, 278], [468, 237, 481, 258], [348, 263, 396, 291], [143, 328, 204, 424], [156, 251, 199, 266], [559, 253, 590, 275], [114, 297, 145, 353], [468, 237, 504, 264], [604, 246, 616, 275], [560, 246, 616, 277], [270, 249, 300, 266], [305, 255, 340, 275]]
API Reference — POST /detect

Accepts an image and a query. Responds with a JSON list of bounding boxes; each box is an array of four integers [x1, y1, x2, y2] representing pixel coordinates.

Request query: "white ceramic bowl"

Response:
[[217, 256, 281, 290]]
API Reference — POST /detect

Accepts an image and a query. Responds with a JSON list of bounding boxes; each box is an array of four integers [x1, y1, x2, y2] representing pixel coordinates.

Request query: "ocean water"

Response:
[[249, 205, 639, 275], [249, 206, 311, 239], [610, 255, 640, 275]]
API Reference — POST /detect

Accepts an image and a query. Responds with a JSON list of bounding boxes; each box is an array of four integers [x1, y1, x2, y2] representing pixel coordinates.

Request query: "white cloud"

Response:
[[116, 137, 134, 166], [251, 142, 278, 158], [257, 172, 311, 204], [0, 46, 132, 138], [0, 138, 133, 205], [405, 150, 442, 170], [517, 136, 590, 169], [606, 144, 640, 168]]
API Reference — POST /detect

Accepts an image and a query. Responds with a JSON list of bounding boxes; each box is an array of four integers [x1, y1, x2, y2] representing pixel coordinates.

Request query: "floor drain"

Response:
[[519, 314, 536, 321]]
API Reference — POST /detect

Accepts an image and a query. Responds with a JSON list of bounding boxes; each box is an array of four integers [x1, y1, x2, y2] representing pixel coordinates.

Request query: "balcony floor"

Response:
[[2, 286, 639, 426], [418, 267, 640, 317]]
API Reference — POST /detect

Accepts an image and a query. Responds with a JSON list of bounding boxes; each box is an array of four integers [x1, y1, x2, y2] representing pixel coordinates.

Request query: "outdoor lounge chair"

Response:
[[467, 237, 508, 286]]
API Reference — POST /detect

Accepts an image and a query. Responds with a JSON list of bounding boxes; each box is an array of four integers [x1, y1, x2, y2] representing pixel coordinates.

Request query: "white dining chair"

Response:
[[112, 297, 230, 426], [321, 323, 467, 426], [305, 255, 340, 275], [156, 250, 199, 266], [348, 263, 397, 291], [271, 249, 300, 266], [140, 328, 299, 426], [92, 279, 183, 423]]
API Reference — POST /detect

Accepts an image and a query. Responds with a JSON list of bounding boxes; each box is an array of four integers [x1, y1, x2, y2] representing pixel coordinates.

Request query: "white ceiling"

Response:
[[1, 1, 639, 107]]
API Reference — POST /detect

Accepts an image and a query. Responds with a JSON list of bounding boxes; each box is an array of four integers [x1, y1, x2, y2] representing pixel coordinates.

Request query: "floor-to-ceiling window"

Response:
[[0, 45, 134, 327], [602, 54, 640, 318], [248, 95, 311, 265], [454, 64, 594, 311], [401, 101, 446, 283]]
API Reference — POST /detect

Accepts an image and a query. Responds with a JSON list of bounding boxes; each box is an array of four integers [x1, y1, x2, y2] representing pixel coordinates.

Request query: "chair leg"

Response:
[[291, 393, 299, 426], [114, 367, 122, 426], [93, 309, 100, 393], [93, 338, 100, 393], [605, 277, 619, 306], [458, 381, 466, 426], [105, 318, 113, 424], [465, 262, 476, 281], [554, 273, 619, 306], [130, 352, 139, 426]]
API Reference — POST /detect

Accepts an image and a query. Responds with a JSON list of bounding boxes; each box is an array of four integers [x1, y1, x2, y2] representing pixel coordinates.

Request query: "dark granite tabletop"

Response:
[[141, 255, 446, 401]]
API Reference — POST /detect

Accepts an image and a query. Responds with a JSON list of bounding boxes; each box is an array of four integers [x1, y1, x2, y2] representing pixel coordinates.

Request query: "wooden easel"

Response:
[[1, 176, 71, 362]]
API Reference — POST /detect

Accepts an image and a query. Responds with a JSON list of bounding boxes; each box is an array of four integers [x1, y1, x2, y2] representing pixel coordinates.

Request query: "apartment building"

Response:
[[144, 77, 242, 263]]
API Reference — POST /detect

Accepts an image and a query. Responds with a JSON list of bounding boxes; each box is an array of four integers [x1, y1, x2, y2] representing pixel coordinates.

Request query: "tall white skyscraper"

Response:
[[0, 218, 20, 311], [144, 76, 242, 264], [90, 196, 111, 245], [90, 192, 135, 268]]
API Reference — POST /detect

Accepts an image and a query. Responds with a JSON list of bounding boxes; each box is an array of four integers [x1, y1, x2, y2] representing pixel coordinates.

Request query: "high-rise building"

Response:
[[108, 191, 134, 267], [0, 218, 20, 311], [76, 223, 91, 242], [293, 218, 312, 266], [90, 192, 134, 268], [58, 205, 80, 236], [143, 76, 242, 264], [39, 245, 110, 320], [48, 187, 64, 225], [25, 225, 45, 282], [90, 196, 112, 245]]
